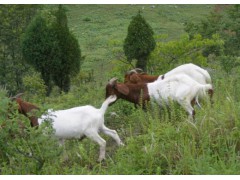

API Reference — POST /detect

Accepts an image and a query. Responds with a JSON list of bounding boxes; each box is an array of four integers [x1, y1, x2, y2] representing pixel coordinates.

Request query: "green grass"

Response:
[[2, 4, 240, 175], [66, 4, 213, 80], [1, 69, 240, 174]]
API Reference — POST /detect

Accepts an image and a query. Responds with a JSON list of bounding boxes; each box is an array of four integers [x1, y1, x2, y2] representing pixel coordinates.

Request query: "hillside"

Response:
[[5, 4, 240, 175], [66, 4, 214, 79]]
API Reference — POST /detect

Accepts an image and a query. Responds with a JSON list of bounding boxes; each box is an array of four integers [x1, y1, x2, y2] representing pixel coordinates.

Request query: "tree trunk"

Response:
[[136, 56, 147, 72]]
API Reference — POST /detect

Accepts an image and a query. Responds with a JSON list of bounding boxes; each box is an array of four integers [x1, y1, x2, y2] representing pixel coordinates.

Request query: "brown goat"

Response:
[[124, 66, 213, 106], [124, 69, 159, 84], [11, 93, 40, 127], [106, 78, 150, 109]]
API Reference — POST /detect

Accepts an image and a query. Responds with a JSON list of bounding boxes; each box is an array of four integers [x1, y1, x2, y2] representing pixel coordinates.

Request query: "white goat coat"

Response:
[[38, 95, 123, 162], [158, 63, 212, 85], [148, 74, 212, 115], [38, 106, 103, 139]]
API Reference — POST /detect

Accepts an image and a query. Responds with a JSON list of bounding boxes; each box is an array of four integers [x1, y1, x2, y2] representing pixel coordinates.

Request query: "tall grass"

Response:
[[1, 70, 240, 174], [2, 4, 240, 174]]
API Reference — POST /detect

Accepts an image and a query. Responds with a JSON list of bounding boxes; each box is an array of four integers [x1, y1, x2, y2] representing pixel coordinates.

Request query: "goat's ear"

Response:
[[116, 84, 129, 95], [130, 74, 141, 83], [16, 100, 23, 113]]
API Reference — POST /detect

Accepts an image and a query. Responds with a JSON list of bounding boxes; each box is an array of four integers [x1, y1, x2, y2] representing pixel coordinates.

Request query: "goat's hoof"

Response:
[[97, 157, 105, 163], [120, 142, 125, 146]]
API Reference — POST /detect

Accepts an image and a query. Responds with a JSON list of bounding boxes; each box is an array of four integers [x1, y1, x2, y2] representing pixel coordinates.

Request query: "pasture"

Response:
[[1, 4, 240, 175]]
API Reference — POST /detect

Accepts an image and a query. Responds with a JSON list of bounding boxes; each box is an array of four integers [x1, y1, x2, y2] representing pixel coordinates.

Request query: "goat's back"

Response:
[[148, 74, 205, 105], [159, 63, 212, 84], [38, 106, 102, 139]]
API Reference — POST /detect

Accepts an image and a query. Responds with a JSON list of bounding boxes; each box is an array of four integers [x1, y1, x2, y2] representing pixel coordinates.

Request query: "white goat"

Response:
[[106, 74, 213, 118], [38, 95, 124, 162], [148, 73, 213, 117], [158, 63, 211, 84], [158, 63, 213, 107]]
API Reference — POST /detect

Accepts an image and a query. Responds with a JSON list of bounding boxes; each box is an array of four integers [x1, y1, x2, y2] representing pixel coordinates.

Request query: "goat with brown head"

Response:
[[106, 78, 150, 108], [11, 93, 39, 127]]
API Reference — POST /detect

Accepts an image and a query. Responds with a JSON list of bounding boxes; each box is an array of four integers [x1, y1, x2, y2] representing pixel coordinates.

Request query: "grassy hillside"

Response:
[[4, 4, 240, 175], [66, 4, 213, 78]]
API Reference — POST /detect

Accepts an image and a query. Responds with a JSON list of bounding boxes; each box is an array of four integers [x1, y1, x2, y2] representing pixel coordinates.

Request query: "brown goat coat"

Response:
[[124, 73, 159, 84], [125, 72, 213, 106], [15, 98, 40, 127], [106, 82, 150, 108], [1, 98, 39, 138]]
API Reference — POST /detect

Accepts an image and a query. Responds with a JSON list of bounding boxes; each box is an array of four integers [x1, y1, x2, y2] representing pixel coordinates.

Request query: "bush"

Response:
[[0, 89, 62, 174]]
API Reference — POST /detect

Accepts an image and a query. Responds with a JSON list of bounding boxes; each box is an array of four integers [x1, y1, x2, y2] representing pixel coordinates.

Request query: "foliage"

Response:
[[66, 5, 213, 77], [123, 11, 156, 71], [0, 89, 62, 174], [2, 4, 240, 175], [184, 5, 240, 73], [51, 5, 82, 93], [21, 14, 56, 95], [22, 72, 47, 102], [224, 5, 240, 57], [149, 34, 224, 74], [2, 73, 240, 175], [21, 5, 82, 95], [0, 5, 40, 94]]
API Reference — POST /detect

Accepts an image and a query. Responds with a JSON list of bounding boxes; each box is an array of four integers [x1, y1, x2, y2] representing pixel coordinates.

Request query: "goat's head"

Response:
[[106, 78, 130, 101], [10, 93, 39, 127], [106, 77, 149, 107]]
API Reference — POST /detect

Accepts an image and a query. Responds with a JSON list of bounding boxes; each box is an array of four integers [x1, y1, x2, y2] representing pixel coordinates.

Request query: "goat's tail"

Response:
[[196, 84, 213, 100], [195, 68, 212, 84], [100, 95, 117, 114]]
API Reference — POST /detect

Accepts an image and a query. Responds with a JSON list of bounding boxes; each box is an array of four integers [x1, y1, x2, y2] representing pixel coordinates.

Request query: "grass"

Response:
[[66, 4, 213, 80], [1, 69, 240, 174], [2, 4, 240, 175]]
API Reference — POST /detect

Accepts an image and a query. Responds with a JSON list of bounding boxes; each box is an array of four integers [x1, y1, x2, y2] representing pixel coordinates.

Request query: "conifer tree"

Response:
[[124, 11, 156, 71], [21, 15, 55, 94], [22, 5, 82, 94], [51, 5, 81, 93]]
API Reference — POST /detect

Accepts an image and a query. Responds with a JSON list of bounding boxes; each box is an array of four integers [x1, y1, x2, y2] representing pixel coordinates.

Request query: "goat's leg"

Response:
[[208, 89, 214, 105], [59, 138, 65, 146], [101, 125, 124, 146], [178, 100, 195, 119], [85, 131, 106, 162], [58, 138, 69, 162]]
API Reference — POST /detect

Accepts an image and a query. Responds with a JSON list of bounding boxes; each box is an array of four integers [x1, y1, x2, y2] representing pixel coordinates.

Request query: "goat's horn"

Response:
[[134, 68, 144, 73], [108, 77, 118, 85], [126, 69, 138, 75], [10, 93, 24, 100]]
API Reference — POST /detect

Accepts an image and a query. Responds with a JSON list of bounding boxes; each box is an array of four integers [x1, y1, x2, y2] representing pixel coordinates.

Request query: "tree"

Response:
[[123, 11, 156, 71], [149, 34, 224, 74], [51, 5, 81, 93], [21, 15, 56, 95], [22, 5, 82, 94], [225, 5, 240, 56], [184, 5, 240, 73], [0, 5, 39, 94]]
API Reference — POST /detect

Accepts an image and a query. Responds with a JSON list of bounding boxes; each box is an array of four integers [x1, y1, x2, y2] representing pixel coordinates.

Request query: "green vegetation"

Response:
[[124, 11, 156, 71], [22, 5, 82, 94], [0, 5, 40, 93], [66, 4, 214, 79], [1, 4, 240, 175], [149, 34, 224, 73], [185, 5, 240, 74]]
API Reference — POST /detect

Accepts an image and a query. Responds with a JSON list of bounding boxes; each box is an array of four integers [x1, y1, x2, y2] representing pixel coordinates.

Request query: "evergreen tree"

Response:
[[22, 5, 82, 94], [51, 5, 81, 93], [21, 15, 56, 95], [123, 11, 156, 71], [0, 5, 39, 94]]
